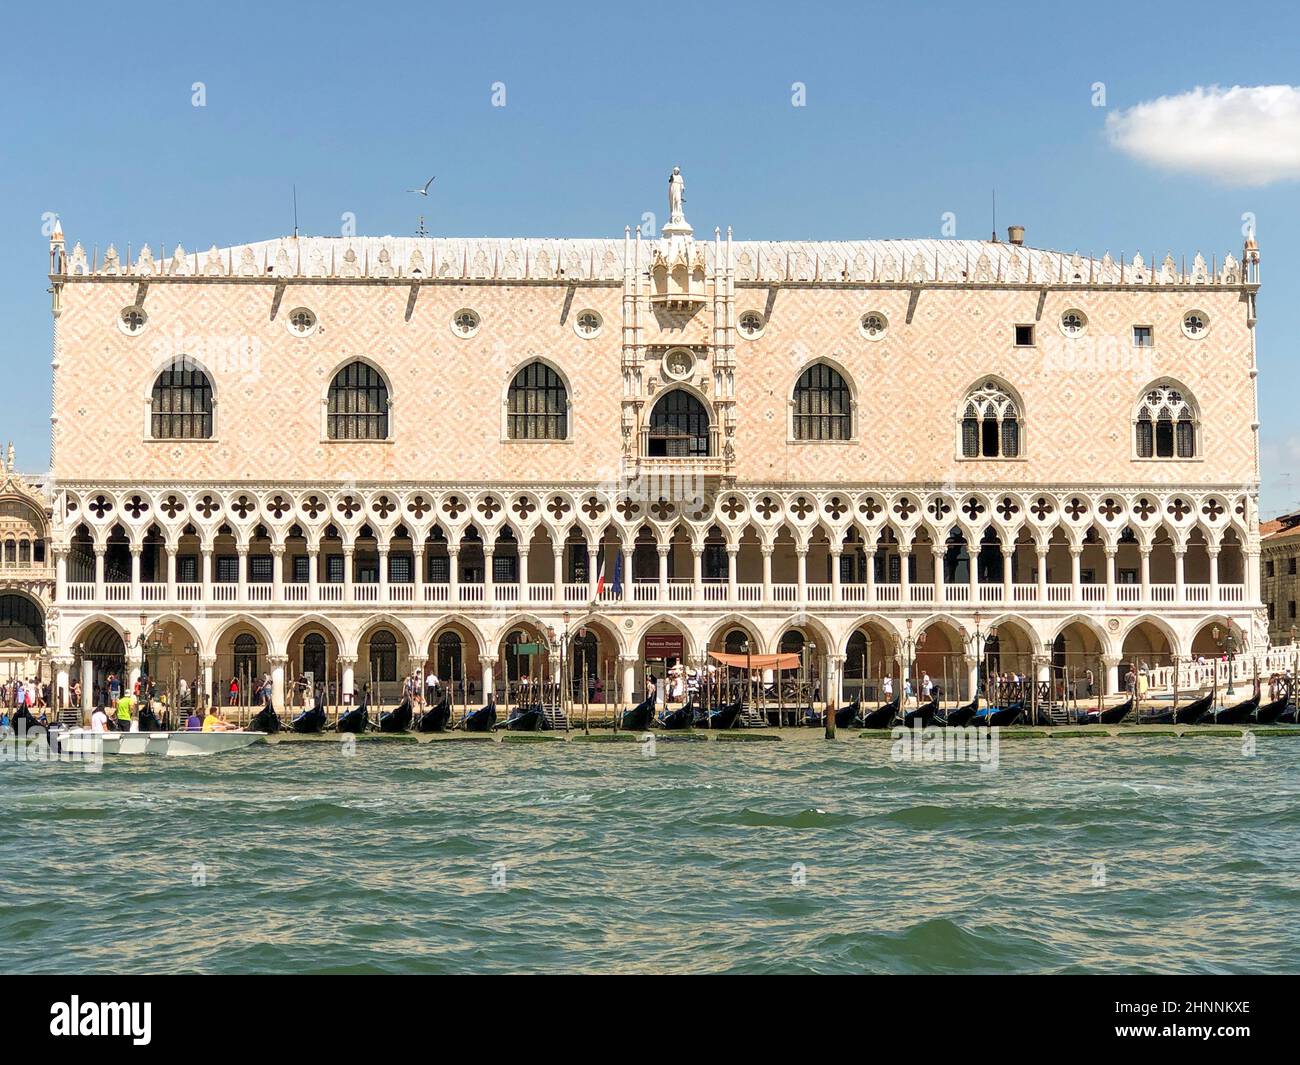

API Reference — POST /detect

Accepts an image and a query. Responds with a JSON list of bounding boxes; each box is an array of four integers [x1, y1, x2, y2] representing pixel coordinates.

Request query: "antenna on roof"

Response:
[[292, 184, 299, 239]]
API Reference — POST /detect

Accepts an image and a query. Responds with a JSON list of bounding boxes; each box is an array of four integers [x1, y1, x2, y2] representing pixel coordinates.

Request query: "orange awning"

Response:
[[709, 651, 802, 671]]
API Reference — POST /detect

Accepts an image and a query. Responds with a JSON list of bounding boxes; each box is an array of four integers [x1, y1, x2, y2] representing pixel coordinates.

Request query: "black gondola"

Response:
[[1142, 690, 1213, 725], [902, 697, 939, 729], [416, 697, 452, 733], [656, 704, 695, 730], [834, 700, 860, 729], [859, 697, 899, 729], [938, 697, 978, 728], [1075, 697, 1133, 726], [973, 702, 1023, 727], [378, 695, 413, 733], [460, 701, 497, 732], [1254, 697, 1289, 724], [696, 698, 744, 730], [138, 704, 166, 731], [1205, 692, 1260, 725], [247, 704, 281, 733], [290, 704, 327, 733], [499, 705, 544, 731], [336, 704, 370, 733], [619, 694, 656, 731], [1279, 703, 1299, 724]]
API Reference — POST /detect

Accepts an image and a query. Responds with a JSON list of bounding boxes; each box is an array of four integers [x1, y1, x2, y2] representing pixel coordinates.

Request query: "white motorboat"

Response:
[[56, 729, 267, 757]]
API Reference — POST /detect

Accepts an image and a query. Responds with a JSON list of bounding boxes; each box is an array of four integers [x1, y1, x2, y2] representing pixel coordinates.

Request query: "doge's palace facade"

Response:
[[42, 171, 1264, 711]]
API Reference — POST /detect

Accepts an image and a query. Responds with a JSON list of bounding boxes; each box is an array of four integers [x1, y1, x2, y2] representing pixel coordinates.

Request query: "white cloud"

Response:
[[1106, 85, 1300, 186]]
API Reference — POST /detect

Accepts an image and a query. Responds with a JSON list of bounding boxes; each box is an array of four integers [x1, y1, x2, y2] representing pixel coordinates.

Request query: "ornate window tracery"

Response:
[[1135, 384, 1196, 459], [960, 381, 1020, 458]]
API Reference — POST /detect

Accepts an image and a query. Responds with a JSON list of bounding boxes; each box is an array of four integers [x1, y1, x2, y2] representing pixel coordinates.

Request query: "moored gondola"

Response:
[[938, 696, 978, 728], [1143, 690, 1213, 725], [378, 695, 413, 733], [656, 704, 695, 730], [834, 700, 860, 729], [499, 705, 544, 731], [247, 704, 281, 734], [289, 705, 327, 733], [1205, 692, 1260, 725], [696, 698, 744, 730], [335, 704, 370, 733], [1279, 702, 1299, 724], [973, 702, 1023, 727], [460, 701, 497, 732], [138, 704, 166, 732], [1253, 696, 1290, 724], [859, 697, 899, 729], [416, 697, 452, 733], [619, 694, 656, 731], [902, 696, 939, 729], [1076, 697, 1133, 726]]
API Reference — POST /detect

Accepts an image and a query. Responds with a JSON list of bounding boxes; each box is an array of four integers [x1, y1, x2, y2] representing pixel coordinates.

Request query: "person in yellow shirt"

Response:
[[115, 693, 134, 731], [202, 708, 237, 732]]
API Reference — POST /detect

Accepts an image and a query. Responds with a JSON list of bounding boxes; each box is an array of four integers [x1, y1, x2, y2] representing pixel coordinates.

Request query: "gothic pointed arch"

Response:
[[958, 377, 1022, 459], [1134, 380, 1198, 459], [645, 386, 712, 457], [149, 356, 214, 440]]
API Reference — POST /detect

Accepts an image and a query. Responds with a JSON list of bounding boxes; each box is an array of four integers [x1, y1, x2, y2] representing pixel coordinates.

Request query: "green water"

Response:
[[2, 735, 1298, 973]]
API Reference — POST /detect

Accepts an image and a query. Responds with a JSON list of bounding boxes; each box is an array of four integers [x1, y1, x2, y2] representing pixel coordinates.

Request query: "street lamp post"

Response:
[[1214, 623, 1238, 696]]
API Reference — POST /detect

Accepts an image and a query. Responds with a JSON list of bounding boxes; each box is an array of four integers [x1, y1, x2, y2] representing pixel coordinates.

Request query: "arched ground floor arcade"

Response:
[[41, 604, 1271, 723]]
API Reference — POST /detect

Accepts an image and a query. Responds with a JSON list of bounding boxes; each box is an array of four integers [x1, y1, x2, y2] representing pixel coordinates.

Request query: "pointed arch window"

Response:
[[327, 361, 389, 440], [150, 358, 213, 440], [1135, 384, 1196, 459], [647, 390, 711, 457], [507, 362, 568, 440], [960, 381, 1020, 458], [792, 363, 851, 440], [368, 630, 398, 683]]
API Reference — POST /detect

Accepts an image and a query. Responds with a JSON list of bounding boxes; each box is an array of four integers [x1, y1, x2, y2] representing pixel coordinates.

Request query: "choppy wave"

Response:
[[1, 736, 1297, 973]]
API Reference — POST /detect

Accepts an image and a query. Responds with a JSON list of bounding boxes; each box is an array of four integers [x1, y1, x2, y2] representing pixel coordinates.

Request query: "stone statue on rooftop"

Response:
[[668, 166, 685, 224]]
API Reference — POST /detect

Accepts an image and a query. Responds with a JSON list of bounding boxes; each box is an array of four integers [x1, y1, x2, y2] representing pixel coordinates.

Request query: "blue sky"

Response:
[[1, 0, 1296, 512]]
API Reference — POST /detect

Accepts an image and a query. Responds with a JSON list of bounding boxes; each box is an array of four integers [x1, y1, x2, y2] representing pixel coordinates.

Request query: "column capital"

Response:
[[49, 655, 75, 669], [270, 544, 286, 557], [1101, 654, 1122, 668], [337, 655, 358, 667], [479, 654, 498, 667], [199, 655, 217, 669], [617, 653, 641, 664], [267, 654, 289, 667]]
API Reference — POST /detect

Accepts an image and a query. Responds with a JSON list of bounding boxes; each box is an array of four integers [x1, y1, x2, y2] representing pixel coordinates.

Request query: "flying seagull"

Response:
[[406, 176, 436, 196]]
